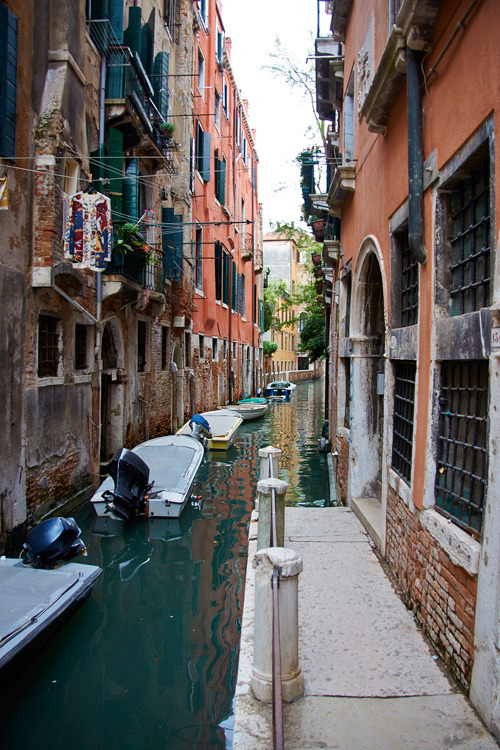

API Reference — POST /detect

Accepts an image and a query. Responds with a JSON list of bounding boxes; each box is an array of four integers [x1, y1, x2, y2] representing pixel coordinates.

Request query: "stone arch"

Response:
[[348, 237, 387, 510]]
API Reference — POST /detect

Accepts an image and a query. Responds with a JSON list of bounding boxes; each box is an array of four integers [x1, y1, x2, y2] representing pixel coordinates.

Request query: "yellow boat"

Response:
[[177, 409, 243, 451]]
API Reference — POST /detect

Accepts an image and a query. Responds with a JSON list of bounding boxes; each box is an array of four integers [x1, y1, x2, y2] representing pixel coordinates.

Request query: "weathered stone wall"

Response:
[[385, 485, 477, 690]]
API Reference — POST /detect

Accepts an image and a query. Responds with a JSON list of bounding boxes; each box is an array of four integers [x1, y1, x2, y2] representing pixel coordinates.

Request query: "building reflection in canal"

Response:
[[0, 380, 329, 749]]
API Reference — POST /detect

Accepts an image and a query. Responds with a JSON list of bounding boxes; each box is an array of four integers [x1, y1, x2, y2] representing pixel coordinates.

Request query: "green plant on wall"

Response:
[[113, 223, 157, 265]]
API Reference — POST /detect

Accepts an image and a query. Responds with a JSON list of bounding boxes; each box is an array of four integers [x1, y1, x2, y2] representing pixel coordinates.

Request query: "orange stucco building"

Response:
[[314, 0, 500, 734], [190, 0, 263, 409]]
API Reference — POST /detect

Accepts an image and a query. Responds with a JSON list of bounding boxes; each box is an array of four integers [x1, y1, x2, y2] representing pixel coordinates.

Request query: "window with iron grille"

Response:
[[391, 361, 416, 483], [449, 160, 490, 316], [137, 320, 147, 372], [74, 324, 88, 371], [38, 315, 60, 378], [400, 233, 419, 326], [435, 360, 488, 536]]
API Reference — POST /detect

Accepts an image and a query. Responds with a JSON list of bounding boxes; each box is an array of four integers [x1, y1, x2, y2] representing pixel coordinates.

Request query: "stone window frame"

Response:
[[137, 318, 150, 374], [37, 313, 62, 380]]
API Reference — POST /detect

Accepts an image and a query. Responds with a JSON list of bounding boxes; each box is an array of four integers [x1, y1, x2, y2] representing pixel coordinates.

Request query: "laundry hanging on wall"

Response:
[[63, 189, 113, 270]]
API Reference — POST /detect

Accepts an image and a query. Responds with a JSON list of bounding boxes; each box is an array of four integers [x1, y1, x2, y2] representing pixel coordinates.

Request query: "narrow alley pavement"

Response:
[[233, 506, 499, 749]]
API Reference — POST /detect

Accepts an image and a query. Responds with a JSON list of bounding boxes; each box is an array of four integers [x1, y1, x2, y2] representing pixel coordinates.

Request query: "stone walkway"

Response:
[[233, 506, 498, 749]]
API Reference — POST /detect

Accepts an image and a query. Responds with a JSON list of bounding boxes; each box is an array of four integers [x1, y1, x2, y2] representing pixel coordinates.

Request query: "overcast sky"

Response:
[[220, 1, 326, 231]]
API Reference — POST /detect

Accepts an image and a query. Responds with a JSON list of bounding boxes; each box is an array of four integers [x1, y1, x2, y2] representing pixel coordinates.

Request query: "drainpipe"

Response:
[[406, 46, 426, 265]]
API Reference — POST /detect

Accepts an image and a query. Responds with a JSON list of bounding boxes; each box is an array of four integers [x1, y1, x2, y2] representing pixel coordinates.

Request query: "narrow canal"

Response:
[[0, 379, 330, 750]]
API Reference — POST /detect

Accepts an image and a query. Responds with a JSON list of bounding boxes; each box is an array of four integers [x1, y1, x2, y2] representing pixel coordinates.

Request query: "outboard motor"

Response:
[[189, 414, 212, 445], [102, 448, 151, 521], [22, 517, 86, 569]]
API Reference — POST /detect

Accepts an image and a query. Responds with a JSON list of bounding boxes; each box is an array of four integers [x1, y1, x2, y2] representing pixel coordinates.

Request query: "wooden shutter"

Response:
[[153, 52, 169, 119], [0, 7, 18, 159], [107, 127, 123, 218], [223, 251, 229, 305], [162, 207, 183, 282], [109, 0, 124, 43], [123, 158, 139, 220], [201, 131, 211, 182], [215, 242, 222, 301]]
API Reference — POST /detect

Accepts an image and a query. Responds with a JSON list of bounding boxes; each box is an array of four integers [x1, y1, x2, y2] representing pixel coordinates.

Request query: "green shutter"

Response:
[[215, 242, 222, 301], [124, 6, 142, 56], [231, 260, 237, 311], [107, 127, 123, 218], [162, 207, 183, 282], [153, 52, 169, 119], [109, 0, 124, 43], [223, 251, 229, 305], [0, 7, 18, 159], [123, 158, 139, 220], [201, 131, 211, 182], [141, 9, 155, 76], [219, 158, 226, 204]]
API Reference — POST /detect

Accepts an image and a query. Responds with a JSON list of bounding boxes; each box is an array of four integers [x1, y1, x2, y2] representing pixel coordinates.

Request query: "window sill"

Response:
[[37, 376, 64, 387], [419, 508, 480, 576]]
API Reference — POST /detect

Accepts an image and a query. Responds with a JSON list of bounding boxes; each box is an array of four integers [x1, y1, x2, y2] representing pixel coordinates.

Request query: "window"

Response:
[[435, 360, 488, 536], [392, 361, 416, 484], [214, 89, 221, 131], [0, 6, 18, 159], [153, 51, 170, 120], [74, 324, 88, 371], [216, 25, 224, 65], [197, 48, 205, 97], [198, 0, 208, 27], [38, 315, 60, 378], [400, 230, 419, 327], [195, 225, 203, 290], [196, 120, 211, 182], [199, 334, 205, 361], [449, 160, 490, 316], [164, 0, 179, 38], [223, 80, 229, 117], [240, 272, 246, 318], [137, 320, 147, 372], [223, 339, 227, 360], [243, 138, 247, 165], [343, 70, 354, 164], [161, 326, 169, 370], [241, 198, 246, 251], [212, 337, 218, 360], [215, 149, 226, 205]]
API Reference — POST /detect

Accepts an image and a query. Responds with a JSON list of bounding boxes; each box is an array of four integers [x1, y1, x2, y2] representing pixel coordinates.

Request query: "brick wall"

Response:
[[385, 485, 477, 689], [336, 434, 349, 505]]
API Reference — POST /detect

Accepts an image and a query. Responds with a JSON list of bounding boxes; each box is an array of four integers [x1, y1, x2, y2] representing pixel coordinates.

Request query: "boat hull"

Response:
[[177, 409, 243, 451], [91, 434, 204, 519], [0, 559, 101, 684], [224, 403, 268, 420]]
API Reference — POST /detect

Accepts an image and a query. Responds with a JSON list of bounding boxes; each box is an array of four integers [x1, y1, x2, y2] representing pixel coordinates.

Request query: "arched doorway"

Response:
[[100, 318, 125, 463], [349, 239, 387, 515]]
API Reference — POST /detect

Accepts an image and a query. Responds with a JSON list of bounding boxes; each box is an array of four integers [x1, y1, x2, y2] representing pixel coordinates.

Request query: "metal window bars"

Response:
[[391, 361, 416, 484], [435, 360, 488, 536]]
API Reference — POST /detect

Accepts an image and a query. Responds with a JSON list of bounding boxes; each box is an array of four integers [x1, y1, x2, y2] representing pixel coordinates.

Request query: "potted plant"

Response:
[[159, 121, 175, 138], [113, 223, 157, 266]]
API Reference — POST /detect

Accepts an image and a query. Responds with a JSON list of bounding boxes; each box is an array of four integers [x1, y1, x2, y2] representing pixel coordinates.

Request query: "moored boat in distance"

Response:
[[223, 402, 268, 421], [177, 409, 243, 451], [265, 380, 297, 401], [91, 434, 205, 521]]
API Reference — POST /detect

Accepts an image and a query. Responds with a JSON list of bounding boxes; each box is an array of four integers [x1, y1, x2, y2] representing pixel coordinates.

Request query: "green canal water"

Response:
[[0, 379, 330, 749]]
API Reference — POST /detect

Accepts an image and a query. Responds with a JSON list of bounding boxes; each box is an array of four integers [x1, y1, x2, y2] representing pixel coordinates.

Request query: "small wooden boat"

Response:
[[238, 397, 268, 404], [177, 409, 243, 451], [0, 518, 101, 684], [90, 434, 205, 520], [224, 402, 268, 421]]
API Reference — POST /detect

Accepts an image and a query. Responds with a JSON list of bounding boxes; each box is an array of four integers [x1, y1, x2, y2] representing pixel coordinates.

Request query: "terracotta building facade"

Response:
[[0, 0, 262, 551], [314, 0, 500, 735]]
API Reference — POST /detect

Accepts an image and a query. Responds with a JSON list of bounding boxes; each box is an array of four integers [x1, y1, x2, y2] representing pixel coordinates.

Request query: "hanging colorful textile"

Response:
[[63, 189, 113, 271], [0, 176, 8, 210]]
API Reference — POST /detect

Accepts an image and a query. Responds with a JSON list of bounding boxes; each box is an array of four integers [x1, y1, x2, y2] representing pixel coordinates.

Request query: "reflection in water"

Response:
[[0, 380, 329, 749]]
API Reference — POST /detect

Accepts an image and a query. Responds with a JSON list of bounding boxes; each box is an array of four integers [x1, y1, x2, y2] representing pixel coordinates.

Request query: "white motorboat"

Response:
[[0, 517, 101, 683], [265, 380, 297, 401], [90, 434, 205, 521], [177, 409, 243, 450]]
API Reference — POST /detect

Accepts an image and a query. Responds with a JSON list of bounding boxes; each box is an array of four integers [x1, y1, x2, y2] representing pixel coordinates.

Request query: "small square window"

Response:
[[38, 315, 60, 377], [74, 324, 88, 370], [161, 326, 169, 370]]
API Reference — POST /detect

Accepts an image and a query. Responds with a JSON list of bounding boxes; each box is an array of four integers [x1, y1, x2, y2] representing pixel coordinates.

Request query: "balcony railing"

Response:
[[106, 45, 177, 169], [105, 246, 165, 294]]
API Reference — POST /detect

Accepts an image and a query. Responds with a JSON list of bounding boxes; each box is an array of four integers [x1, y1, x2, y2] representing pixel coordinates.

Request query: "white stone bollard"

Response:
[[259, 446, 282, 481], [257, 478, 288, 551], [251, 547, 304, 704]]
